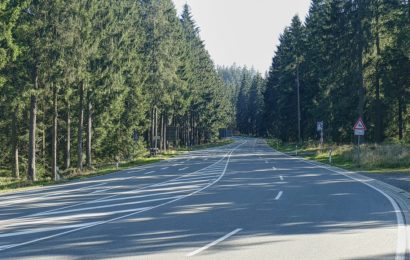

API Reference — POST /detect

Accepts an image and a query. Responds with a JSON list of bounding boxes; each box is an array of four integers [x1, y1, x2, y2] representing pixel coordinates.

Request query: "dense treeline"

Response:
[[0, 1, 230, 181], [217, 65, 266, 135], [231, 0, 409, 144]]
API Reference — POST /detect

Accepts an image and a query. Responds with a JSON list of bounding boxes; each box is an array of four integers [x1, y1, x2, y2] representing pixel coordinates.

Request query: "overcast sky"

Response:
[[172, 0, 311, 73]]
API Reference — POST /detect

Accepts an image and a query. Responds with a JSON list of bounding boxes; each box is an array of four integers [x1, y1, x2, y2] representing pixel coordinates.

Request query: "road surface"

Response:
[[0, 138, 406, 259]]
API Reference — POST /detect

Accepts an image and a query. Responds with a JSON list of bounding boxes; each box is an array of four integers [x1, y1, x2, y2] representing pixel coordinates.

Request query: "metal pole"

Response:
[[357, 135, 361, 165]]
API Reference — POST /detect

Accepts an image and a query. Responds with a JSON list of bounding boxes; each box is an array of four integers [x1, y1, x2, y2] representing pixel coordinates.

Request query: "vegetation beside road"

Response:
[[0, 154, 171, 193], [1, 2, 234, 185], [266, 139, 410, 173], [180, 138, 234, 151], [0, 139, 232, 193], [224, 2, 409, 147]]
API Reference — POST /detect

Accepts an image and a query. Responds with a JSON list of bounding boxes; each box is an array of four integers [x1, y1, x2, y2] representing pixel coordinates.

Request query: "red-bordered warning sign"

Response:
[[353, 117, 367, 130]]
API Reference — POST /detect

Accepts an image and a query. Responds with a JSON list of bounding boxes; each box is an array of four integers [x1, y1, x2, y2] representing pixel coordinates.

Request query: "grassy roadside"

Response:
[[178, 138, 234, 151], [0, 138, 234, 194], [0, 154, 176, 194], [266, 138, 410, 174]]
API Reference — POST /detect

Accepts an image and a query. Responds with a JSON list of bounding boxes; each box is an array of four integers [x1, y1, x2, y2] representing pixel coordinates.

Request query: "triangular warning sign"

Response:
[[353, 117, 367, 130]]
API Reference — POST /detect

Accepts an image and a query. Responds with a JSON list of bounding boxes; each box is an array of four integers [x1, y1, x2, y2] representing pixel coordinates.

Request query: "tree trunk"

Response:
[[194, 114, 198, 145], [188, 114, 192, 146], [357, 56, 365, 117], [42, 120, 46, 174], [191, 113, 195, 146], [357, 3, 366, 119], [151, 108, 155, 148], [77, 82, 84, 171], [296, 62, 301, 144], [86, 95, 92, 168], [154, 107, 158, 149], [185, 115, 189, 147], [163, 118, 167, 152], [65, 101, 71, 169], [28, 93, 37, 181], [191, 113, 194, 145], [28, 67, 38, 182], [52, 83, 58, 181], [374, 3, 383, 143], [398, 97, 404, 140], [159, 114, 164, 151], [12, 107, 19, 179]]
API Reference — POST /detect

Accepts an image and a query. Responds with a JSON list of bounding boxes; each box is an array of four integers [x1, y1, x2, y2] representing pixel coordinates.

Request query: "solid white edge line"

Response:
[[0, 141, 236, 199], [6, 145, 232, 222], [0, 140, 237, 226], [274, 191, 283, 200], [274, 149, 407, 260], [0, 141, 247, 252], [187, 228, 243, 257]]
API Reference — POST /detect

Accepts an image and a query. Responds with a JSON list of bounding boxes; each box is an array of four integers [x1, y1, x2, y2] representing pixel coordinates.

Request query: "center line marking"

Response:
[[144, 171, 155, 175], [279, 176, 284, 181], [275, 191, 283, 200], [178, 167, 189, 171], [187, 228, 243, 257]]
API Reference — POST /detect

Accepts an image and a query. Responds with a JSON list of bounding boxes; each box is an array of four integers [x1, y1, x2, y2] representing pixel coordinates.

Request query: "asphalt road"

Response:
[[0, 138, 405, 259]]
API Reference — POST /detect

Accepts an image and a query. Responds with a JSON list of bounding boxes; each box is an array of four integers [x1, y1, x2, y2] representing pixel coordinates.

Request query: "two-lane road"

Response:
[[0, 138, 405, 259]]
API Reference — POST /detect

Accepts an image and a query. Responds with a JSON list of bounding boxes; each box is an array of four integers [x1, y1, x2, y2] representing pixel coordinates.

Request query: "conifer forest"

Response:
[[222, 0, 409, 145], [1, 0, 409, 182]]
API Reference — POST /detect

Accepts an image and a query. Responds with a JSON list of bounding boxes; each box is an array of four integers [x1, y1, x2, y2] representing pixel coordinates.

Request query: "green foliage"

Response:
[[217, 65, 259, 134], [263, 0, 409, 144], [0, 1, 230, 181], [267, 138, 410, 171]]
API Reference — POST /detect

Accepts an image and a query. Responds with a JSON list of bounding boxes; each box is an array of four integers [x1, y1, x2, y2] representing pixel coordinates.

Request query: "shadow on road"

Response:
[[0, 140, 400, 259]]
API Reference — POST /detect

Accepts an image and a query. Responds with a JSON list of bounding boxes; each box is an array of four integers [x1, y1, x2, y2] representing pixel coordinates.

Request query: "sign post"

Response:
[[353, 117, 367, 165]]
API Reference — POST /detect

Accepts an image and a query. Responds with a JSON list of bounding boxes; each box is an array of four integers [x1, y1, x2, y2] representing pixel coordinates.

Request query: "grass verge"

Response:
[[178, 138, 235, 151], [0, 139, 233, 193], [266, 139, 410, 174]]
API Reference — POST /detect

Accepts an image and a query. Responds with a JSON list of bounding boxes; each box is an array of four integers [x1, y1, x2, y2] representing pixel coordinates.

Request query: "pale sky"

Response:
[[172, 0, 311, 73]]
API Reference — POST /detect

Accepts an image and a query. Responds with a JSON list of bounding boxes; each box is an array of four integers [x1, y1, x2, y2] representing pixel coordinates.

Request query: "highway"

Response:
[[0, 138, 405, 259]]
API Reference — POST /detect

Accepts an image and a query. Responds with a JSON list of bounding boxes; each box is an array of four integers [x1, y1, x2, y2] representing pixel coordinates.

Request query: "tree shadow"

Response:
[[0, 141, 402, 259]]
